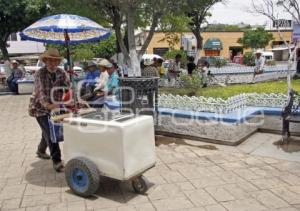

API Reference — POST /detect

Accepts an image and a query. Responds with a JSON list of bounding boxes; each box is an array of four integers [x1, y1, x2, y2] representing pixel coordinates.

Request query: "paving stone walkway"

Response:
[[0, 95, 300, 211]]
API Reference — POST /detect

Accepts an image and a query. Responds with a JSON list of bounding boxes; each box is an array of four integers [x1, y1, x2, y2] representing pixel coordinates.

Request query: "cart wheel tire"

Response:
[[65, 157, 99, 197], [132, 176, 148, 194]]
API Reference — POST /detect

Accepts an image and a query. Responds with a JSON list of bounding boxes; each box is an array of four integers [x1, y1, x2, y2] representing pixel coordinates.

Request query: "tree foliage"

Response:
[[205, 23, 252, 32], [48, 34, 117, 61], [0, 0, 48, 60], [185, 0, 224, 51], [237, 27, 274, 49]]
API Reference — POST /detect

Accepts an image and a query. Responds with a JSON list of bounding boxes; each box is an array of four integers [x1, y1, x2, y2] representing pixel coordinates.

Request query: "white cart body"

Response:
[[63, 113, 156, 181]]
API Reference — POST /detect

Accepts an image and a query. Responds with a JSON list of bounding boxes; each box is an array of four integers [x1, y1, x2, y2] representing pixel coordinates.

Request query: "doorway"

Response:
[[229, 47, 243, 61]]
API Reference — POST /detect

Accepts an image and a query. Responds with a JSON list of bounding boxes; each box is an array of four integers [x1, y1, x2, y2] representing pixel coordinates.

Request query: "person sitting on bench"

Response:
[[88, 60, 119, 108], [7, 60, 24, 94], [253, 50, 265, 81]]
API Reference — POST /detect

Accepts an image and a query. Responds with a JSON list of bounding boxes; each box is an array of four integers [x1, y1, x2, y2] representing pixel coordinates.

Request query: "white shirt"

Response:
[[255, 56, 265, 72], [94, 71, 109, 91]]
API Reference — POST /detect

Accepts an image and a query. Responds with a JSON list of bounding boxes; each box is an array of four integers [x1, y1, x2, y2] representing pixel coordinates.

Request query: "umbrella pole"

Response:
[[64, 30, 78, 115]]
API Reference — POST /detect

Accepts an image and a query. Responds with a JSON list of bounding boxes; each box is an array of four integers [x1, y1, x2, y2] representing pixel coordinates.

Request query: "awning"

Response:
[[204, 38, 223, 50]]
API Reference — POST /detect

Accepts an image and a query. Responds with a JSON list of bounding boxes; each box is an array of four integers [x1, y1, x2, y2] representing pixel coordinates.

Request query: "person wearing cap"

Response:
[[28, 48, 70, 172], [94, 59, 110, 92], [80, 61, 100, 101], [253, 50, 265, 80], [85, 60, 119, 108], [6, 60, 24, 94], [141, 59, 159, 77], [83, 61, 100, 87], [93, 60, 119, 98]]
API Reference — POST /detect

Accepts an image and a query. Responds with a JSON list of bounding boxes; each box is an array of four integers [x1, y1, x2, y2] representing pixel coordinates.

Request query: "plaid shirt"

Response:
[[141, 66, 159, 77], [29, 66, 70, 117]]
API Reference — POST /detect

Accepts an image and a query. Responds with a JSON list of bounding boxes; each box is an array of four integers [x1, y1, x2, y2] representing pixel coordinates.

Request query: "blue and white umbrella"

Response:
[[20, 14, 111, 44], [20, 14, 111, 113]]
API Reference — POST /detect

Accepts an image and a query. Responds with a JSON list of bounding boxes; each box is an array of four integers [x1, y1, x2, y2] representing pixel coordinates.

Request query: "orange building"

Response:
[[143, 30, 293, 60]]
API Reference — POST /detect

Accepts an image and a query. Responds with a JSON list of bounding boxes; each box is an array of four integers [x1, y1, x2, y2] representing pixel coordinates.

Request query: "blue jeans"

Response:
[[7, 78, 19, 93], [36, 115, 62, 163]]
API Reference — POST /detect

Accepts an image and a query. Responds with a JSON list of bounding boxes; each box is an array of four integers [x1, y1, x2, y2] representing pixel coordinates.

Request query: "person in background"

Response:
[[28, 48, 70, 172], [187, 56, 196, 76], [156, 58, 165, 78], [83, 61, 100, 87], [198, 60, 210, 88], [105, 62, 119, 96], [253, 50, 265, 80], [109, 58, 122, 77], [141, 59, 159, 77], [6, 60, 24, 94], [296, 49, 300, 77], [80, 61, 100, 100], [94, 59, 110, 93], [168, 54, 182, 86]]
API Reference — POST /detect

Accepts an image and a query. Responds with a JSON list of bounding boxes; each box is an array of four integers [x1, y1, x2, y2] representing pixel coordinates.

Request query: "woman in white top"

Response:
[[94, 59, 110, 92]]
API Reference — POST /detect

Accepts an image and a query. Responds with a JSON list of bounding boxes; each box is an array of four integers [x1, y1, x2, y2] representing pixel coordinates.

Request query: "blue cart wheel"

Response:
[[65, 157, 99, 197]]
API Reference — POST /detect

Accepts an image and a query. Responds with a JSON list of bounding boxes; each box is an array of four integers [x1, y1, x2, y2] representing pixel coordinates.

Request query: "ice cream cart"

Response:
[[62, 111, 156, 197]]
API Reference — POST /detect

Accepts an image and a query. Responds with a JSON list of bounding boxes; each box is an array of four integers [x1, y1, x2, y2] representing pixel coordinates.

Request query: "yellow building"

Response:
[[144, 30, 293, 60]]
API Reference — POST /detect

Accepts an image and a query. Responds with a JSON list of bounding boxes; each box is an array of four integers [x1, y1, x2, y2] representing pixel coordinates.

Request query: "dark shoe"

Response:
[[53, 162, 64, 172], [36, 151, 51, 159]]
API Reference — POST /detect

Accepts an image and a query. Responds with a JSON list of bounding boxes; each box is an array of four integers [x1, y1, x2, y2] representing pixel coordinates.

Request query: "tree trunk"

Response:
[[138, 13, 160, 57], [127, 6, 141, 76], [193, 30, 203, 64], [110, 6, 130, 64], [0, 40, 9, 61]]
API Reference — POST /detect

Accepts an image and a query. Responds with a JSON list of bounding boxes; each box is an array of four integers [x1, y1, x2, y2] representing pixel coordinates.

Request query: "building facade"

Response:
[[145, 30, 293, 61]]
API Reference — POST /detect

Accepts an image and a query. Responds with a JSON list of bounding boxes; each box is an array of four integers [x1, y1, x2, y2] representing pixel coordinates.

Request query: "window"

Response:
[[153, 48, 169, 57]]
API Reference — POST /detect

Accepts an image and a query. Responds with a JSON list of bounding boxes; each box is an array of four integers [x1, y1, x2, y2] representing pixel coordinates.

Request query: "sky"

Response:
[[208, 0, 290, 26]]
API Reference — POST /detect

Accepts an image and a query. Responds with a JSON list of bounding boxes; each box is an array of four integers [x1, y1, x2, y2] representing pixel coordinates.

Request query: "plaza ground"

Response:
[[0, 94, 300, 211]]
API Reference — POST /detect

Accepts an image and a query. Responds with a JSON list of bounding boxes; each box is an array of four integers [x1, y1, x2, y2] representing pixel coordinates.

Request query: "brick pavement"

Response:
[[0, 95, 300, 211]]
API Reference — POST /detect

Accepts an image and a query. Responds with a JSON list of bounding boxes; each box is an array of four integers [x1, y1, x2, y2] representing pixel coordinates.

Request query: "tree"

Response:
[[205, 23, 252, 32], [250, 0, 300, 92], [184, 0, 224, 63], [49, 0, 181, 76], [237, 27, 274, 49], [0, 0, 48, 60], [48, 34, 117, 61]]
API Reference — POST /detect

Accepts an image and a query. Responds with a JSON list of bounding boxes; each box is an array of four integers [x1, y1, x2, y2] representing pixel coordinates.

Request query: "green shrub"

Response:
[[210, 57, 228, 68], [243, 52, 255, 66], [180, 74, 203, 91], [163, 50, 187, 65]]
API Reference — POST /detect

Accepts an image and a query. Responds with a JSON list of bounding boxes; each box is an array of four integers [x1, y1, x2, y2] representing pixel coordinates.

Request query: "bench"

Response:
[[282, 89, 300, 143]]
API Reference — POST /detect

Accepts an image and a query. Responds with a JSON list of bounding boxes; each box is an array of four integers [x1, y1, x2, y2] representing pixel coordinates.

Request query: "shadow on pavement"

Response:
[[25, 159, 155, 203], [273, 138, 300, 153]]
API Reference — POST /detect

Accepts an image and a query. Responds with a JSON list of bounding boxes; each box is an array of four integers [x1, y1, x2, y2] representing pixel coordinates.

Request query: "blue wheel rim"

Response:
[[70, 168, 88, 192]]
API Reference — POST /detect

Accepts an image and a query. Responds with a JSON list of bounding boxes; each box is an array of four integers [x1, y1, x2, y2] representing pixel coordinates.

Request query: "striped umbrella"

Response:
[[20, 14, 111, 113]]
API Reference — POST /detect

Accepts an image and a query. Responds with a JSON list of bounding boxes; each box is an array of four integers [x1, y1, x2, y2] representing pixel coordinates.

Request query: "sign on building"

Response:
[[273, 19, 292, 29]]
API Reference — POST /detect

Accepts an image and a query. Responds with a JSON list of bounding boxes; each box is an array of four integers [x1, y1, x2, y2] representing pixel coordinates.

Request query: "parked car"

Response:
[[24, 59, 83, 74], [261, 51, 274, 61]]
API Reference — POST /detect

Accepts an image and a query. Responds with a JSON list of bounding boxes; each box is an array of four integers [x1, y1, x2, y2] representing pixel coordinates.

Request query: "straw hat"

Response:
[[97, 59, 113, 68], [40, 48, 63, 62]]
